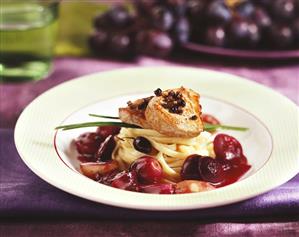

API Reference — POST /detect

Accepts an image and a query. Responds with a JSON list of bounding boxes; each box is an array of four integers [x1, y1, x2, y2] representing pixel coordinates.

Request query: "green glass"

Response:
[[0, 0, 59, 82]]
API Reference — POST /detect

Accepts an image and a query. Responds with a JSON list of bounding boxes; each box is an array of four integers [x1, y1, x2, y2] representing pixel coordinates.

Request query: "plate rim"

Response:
[[14, 66, 299, 210]]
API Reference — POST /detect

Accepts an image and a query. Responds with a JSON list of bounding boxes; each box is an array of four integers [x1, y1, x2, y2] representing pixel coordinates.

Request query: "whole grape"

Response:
[[252, 0, 272, 8], [187, 0, 207, 22], [293, 18, 299, 46], [94, 5, 133, 31], [252, 7, 272, 30], [206, 0, 232, 24], [150, 5, 175, 31], [109, 34, 135, 58], [204, 25, 227, 47], [296, 0, 299, 15], [88, 30, 109, 54], [166, 0, 188, 17], [136, 30, 173, 57], [129, 156, 163, 184], [271, 0, 296, 21], [133, 0, 158, 16], [267, 24, 294, 49], [171, 17, 190, 44], [228, 18, 260, 48], [235, 1, 255, 18]]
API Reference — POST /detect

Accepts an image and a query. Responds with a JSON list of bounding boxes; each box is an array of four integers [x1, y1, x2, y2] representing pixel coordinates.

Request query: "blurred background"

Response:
[[0, 0, 298, 127], [56, 0, 299, 58], [57, 0, 299, 58]]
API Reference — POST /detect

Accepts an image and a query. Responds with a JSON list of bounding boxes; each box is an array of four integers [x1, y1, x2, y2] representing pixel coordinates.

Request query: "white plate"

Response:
[[15, 67, 299, 211]]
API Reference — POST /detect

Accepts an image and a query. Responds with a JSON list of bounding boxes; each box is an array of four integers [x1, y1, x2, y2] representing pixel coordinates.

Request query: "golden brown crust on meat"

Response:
[[119, 97, 152, 129], [145, 87, 203, 137], [119, 107, 151, 129], [119, 87, 203, 137]]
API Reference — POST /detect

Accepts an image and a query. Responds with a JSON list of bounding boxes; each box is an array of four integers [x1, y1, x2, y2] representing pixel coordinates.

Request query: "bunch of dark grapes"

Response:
[[88, 5, 136, 60], [89, 1, 190, 59], [188, 0, 299, 49], [88, 0, 299, 60]]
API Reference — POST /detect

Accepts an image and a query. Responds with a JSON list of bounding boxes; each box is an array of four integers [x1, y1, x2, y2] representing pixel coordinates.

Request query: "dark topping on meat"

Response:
[[190, 115, 197, 120], [138, 101, 148, 110], [161, 90, 186, 115], [169, 106, 178, 113], [168, 90, 175, 97], [154, 88, 162, 96], [178, 99, 186, 107], [127, 96, 153, 111]]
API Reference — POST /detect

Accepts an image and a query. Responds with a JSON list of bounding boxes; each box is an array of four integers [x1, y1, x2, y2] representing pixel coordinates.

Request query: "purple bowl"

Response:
[[183, 42, 299, 59]]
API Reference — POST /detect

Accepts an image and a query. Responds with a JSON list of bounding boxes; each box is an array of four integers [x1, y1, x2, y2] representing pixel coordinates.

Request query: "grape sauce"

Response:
[[74, 119, 251, 194]]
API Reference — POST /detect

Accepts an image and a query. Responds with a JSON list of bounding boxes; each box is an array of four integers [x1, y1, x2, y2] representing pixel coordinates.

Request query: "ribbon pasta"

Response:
[[112, 128, 215, 181]]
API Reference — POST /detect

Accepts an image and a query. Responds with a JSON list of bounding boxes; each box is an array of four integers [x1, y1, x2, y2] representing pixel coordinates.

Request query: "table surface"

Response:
[[1, 56, 298, 128], [0, 56, 298, 236]]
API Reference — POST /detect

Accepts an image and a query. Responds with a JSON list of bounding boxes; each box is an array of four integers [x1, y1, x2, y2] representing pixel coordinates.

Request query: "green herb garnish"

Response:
[[88, 114, 119, 119], [55, 114, 248, 132], [203, 123, 248, 132], [55, 121, 140, 131], [88, 114, 248, 132]]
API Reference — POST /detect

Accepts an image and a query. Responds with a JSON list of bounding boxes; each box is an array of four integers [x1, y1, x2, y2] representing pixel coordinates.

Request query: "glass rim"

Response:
[[1, 0, 60, 5]]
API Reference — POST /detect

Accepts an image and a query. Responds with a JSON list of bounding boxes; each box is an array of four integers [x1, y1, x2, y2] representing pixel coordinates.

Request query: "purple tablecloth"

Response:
[[0, 57, 298, 221]]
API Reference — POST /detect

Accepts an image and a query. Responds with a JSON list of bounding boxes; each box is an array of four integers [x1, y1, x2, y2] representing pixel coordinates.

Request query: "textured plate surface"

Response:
[[15, 67, 299, 210]]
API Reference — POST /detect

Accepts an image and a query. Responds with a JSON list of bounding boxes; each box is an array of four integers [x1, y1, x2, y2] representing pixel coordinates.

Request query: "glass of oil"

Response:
[[0, 0, 59, 82]]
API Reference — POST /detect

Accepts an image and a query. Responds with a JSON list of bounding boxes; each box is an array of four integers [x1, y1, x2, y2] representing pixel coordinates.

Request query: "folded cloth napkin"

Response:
[[1, 128, 298, 220]]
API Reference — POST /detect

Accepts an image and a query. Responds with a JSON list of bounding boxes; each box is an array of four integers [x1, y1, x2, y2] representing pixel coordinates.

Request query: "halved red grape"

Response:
[[129, 156, 163, 184], [75, 132, 102, 155], [180, 155, 201, 180], [96, 135, 116, 161], [96, 126, 120, 140], [110, 171, 139, 191], [97, 170, 120, 185], [201, 113, 220, 125], [198, 157, 226, 184], [139, 184, 175, 194], [213, 133, 246, 165], [80, 160, 119, 180]]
